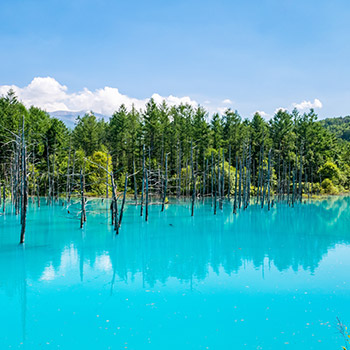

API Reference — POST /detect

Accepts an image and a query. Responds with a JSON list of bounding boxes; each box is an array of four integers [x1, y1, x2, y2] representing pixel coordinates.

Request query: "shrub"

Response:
[[318, 161, 342, 185], [321, 178, 339, 195]]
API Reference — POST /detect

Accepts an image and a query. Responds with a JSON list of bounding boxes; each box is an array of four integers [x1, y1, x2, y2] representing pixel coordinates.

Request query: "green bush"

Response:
[[318, 161, 342, 185], [321, 178, 339, 195]]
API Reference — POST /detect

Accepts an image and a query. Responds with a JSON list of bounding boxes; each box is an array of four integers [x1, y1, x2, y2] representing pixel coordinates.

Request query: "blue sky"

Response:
[[1, 0, 350, 118]]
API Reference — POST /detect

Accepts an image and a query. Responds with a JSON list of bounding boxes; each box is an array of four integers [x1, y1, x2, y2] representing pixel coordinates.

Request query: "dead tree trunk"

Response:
[[46, 143, 51, 204], [161, 154, 168, 212], [220, 149, 224, 210], [238, 159, 242, 209], [177, 142, 181, 199], [228, 145, 231, 200], [52, 142, 56, 202], [106, 153, 109, 199], [233, 156, 238, 214], [145, 169, 149, 222], [298, 145, 303, 203], [133, 157, 137, 204], [68, 150, 75, 204], [2, 183, 5, 213], [80, 169, 85, 229], [217, 151, 221, 210], [214, 157, 217, 215], [20, 118, 27, 244], [267, 149, 272, 211], [116, 174, 128, 235], [110, 173, 118, 227], [211, 152, 214, 206], [140, 145, 145, 216], [191, 142, 195, 216]]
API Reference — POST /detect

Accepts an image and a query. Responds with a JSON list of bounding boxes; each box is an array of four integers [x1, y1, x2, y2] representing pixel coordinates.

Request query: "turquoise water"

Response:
[[1, 197, 350, 349]]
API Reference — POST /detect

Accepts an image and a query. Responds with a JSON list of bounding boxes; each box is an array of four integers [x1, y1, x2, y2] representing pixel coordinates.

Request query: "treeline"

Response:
[[320, 116, 350, 141], [0, 89, 349, 198]]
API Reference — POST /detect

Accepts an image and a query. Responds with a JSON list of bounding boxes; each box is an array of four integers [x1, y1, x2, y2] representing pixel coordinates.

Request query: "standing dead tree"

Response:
[[79, 169, 86, 229], [190, 142, 196, 217], [116, 174, 128, 234], [20, 118, 28, 244], [140, 145, 145, 217], [161, 154, 168, 212]]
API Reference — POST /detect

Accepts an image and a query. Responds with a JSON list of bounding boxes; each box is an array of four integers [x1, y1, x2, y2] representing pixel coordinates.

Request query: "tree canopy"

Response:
[[0, 90, 349, 196]]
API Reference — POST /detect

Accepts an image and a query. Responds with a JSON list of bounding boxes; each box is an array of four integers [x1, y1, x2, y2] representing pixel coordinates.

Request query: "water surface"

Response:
[[0, 197, 349, 349]]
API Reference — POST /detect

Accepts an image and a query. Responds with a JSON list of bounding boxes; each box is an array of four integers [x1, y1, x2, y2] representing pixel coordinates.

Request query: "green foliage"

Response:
[[320, 116, 350, 141], [318, 161, 342, 185], [87, 151, 112, 196], [73, 112, 105, 156], [1, 89, 350, 198], [321, 179, 339, 195], [211, 113, 223, 150]]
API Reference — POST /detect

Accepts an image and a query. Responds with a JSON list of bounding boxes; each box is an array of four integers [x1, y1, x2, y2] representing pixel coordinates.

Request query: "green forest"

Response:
[[1, 89, 349, 199]]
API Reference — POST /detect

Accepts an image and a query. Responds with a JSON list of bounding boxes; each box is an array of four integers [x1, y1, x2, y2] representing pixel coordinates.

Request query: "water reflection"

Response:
[[0, 196, 349, 291], [1, 196, 350, 349]]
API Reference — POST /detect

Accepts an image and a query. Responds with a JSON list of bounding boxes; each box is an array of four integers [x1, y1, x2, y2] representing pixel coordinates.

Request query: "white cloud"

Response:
[[271, 99, 322, 116], [293, 98, 322, 110], [0, 78, 324, 123], [217, 107, 228, 115], [151, 93, 196, 107], [274, 107, 287, 114], [0, 77, 198, 115], [255, 110, 269, 118]]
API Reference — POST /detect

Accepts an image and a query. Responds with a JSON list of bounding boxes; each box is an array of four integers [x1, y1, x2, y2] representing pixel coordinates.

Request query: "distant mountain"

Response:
[[49, 110, 109, 128]]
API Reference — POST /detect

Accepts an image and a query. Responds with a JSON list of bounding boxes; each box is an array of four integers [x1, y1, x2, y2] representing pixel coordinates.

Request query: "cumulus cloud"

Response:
[[222, 99, 232, 104], [274, 107, 287, 114], [255, 110, 269, 118], [293, 98, 322, 110], [271, 99, 322, 117], [217, 107, 228, 115], [0, 77, 198, 115]]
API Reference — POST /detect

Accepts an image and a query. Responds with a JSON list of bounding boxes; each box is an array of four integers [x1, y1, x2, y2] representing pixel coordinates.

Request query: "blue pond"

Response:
[[0, 197, 350, 349]]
